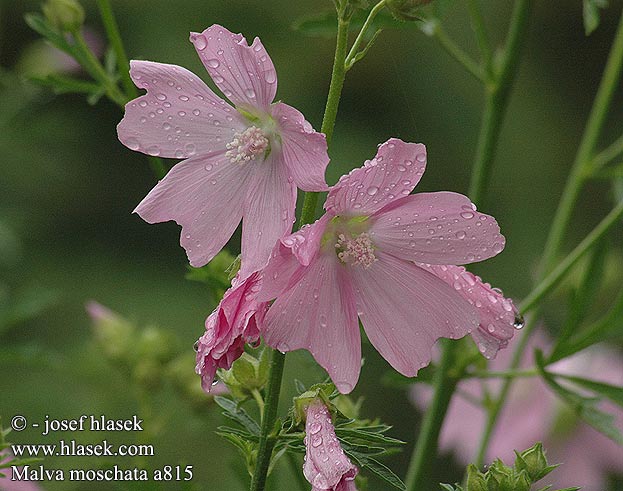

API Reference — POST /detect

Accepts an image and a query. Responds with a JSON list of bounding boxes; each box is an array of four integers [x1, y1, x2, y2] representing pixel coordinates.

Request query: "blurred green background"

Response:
[[1, 0, 622, 490]]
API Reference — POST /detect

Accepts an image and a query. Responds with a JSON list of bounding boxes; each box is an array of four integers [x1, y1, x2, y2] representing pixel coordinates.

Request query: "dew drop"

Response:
[[513, 314, 525, 329], [416, 153, 426, 162], [125, 138, 140, 150], [179, 95, 190, 102], [193, 341, 199, 352], [460, 211, 475, 219], [192, 109, 201, 116], [366, 186, 379, 196], [309, 422, 322, 435], [204, 163, 213, 171], [311, 436, 323, 448], [145, 145, 160, 156], [193, 35, 207, 50], [207, 59, 220, 68], [244, 88, 256, 99]]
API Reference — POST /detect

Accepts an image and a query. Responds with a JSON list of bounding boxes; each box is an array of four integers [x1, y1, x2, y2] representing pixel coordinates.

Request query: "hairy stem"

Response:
[[250, 12, 352, 491]]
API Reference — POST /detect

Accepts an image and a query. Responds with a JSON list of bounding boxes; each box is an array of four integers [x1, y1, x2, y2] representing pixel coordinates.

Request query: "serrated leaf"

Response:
[[359, 456, 406, 490], [216, 431, 254, 457], [214, 396, 261, 436], [217, 425, 258, 442], [536, 351, 623, 445], [335, 428, 405, 446], [341, 441, 386, 455]]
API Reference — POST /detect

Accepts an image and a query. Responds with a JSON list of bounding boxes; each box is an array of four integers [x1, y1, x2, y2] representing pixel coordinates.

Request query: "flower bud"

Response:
[[386, 0, 433, 21], [514, 442, 557, 482], [42, 0, 85, 33], [136, 326, 178, 364], [466, 464, 487, 491], [87, 301, 136, 365]]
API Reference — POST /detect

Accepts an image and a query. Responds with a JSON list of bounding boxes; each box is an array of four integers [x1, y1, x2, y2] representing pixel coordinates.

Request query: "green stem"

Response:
[[466, 0, 493, 78], [250, 13, 352, 491], [540, 11, 623, 277], [519, 200, 623, 314], [345, 0, 386, 69], [405, 340, 459, 491], [250, 350, 286, 491], [592, 133, 623, 172], [73, 31, 126, 106], [433, 24, 484, 82], [468, 0, 533, 204], [465, 368, 538, 379], [96, 0, 137, 99], [474, 10, 623, 467], [297, 13, 351, 228]]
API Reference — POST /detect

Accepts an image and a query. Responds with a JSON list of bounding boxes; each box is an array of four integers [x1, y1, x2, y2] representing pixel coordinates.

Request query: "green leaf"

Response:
[[536, 351, 623, 445], [30, 73, 102, 95], [359, 456, 406, 490], [549, 286, 623, 362], [439, 484, 463, 491], [216, 431, 255, 459], [217, 425, 258, 442], [583, 0, 609, 36], [214, 396, 261, 436], [551, 237, 608, 360], [335, 427, 405, 446], [555, 374, 623, 407]]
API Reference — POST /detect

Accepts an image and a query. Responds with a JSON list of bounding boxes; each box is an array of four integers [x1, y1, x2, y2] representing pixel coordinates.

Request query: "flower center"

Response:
[[225, 126, 269, 164], [335, 232, 377, 268]]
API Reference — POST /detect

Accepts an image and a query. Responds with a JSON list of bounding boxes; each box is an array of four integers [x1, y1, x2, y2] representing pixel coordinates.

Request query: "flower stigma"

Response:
[[225, 125, 269, 164]]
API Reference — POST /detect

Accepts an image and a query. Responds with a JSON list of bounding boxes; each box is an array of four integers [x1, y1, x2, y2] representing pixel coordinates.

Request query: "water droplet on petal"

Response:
[[193, 35, 207, 51], [244, 88, 256, 99], [455, 230, 466, 239], [366, 186, 379, 196], [145, 145, 160, 156], [207, 59, 220, 68], [309, 422, 321, 434], [460, 211, 475, 219], [513, 314, 525, 329], [311, 436, 323, 448]]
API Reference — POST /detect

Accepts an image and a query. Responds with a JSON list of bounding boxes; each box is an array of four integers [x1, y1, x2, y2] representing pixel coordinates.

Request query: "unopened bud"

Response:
[[386, 0, 433, 21], [42, 0, 85, 33], [514, 442, 557, 482], [136, 326, 178, 364], [466, 464, 487, 491], [87, 301, 136, 364]]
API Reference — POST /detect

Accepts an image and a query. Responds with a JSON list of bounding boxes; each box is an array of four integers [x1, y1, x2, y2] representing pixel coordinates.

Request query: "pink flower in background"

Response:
[[304, 400, 358, 491], [417, 264, 523, 359], [195, 272, 267, 391], [411, 332, 623, 491], [259, 138, 506, 393], [118, 25, 329, 278]]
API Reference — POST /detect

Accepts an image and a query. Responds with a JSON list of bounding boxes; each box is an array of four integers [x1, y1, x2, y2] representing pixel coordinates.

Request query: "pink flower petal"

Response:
[[239, 154, 297, 278], [258, 214, 330, 302], [418, 264, 520, 358], [117, 61, 245, 158], [304, 400, 358, 489], [350, 252, 478, 377], [134, 152, 253, 267], [369, 192, 505, 265], [262, 254, 361, 393], [272, 102, 329, 191], [324, 138, 426, 216], [195, 272, 266, 391], [190, 25, 277, 112]]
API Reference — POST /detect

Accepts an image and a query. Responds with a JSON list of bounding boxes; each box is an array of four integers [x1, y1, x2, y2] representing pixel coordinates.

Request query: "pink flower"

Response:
[[258, 138, 506, 393], [417, 264, 522, 359], [304, 400, 358, 491], [118, 25, 329, 278], [411, 332, 623, 491], [195, 272, 267, 391]]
